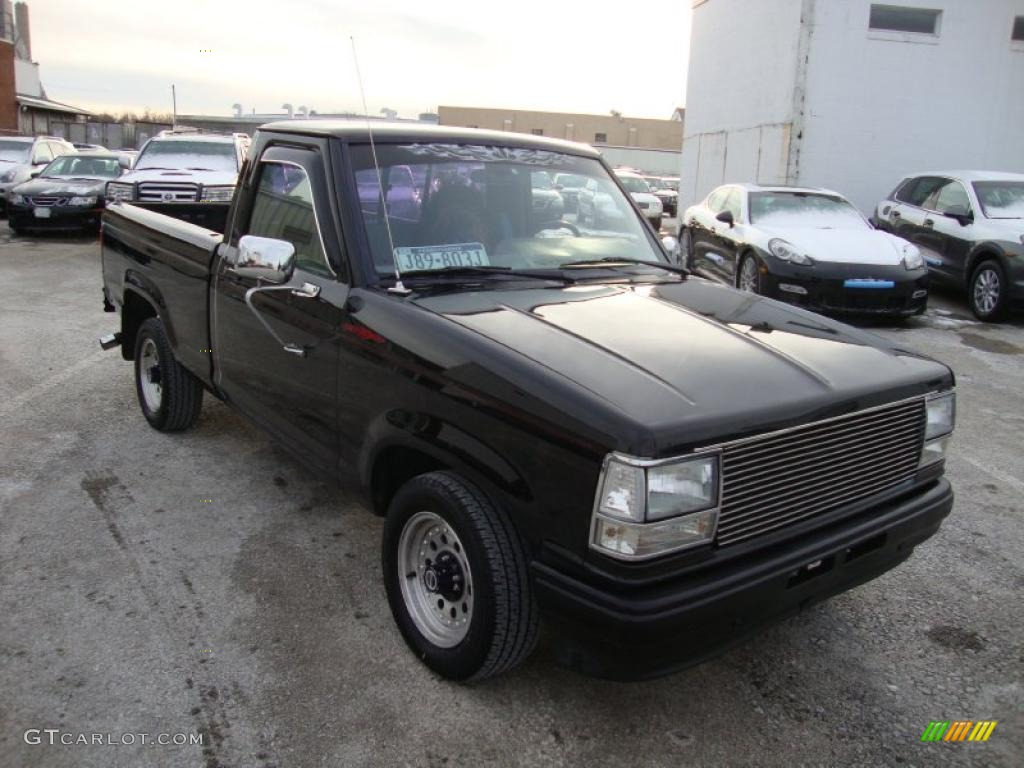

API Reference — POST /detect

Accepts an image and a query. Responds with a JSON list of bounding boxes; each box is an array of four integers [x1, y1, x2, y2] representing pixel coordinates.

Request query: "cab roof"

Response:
[[910, 170, 1024, 183], [259, 120, 601, 158]]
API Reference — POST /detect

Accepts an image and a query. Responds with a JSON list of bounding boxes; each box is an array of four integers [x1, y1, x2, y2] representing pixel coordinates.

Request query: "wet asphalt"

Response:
[[1, 227, 1021, 767]]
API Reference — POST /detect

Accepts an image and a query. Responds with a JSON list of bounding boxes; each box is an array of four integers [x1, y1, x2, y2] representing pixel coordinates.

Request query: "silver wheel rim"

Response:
[[739, 259, 759, 293], [398, 511, 474, 648], [139, 338, 162, 412], [974, 268, 1000, 315]]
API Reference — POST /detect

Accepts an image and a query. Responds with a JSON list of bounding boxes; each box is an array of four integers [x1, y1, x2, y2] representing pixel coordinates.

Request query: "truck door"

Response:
[[212, 144, 348, 475]]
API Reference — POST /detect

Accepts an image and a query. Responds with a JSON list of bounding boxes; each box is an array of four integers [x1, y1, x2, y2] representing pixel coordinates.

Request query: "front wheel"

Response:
[[737, 253, 764, 294], [968, 260, 1008, 321], [134, 317, 203, 431], [382, 471, 539, 680]]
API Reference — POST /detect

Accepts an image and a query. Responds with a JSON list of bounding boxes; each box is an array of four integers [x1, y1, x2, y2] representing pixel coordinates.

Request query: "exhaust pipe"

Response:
[[98, 332, 122, 351]]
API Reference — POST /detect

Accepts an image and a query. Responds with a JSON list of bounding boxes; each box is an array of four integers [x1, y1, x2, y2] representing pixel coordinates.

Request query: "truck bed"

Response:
[[100, 202, 227, 387]]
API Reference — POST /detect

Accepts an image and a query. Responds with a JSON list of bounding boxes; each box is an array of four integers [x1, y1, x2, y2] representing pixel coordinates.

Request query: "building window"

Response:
[[594, 132, 607, 143], [530, 128, 544, 136], [1013, 16, 1024, 42], [869, 5, 941, 35]]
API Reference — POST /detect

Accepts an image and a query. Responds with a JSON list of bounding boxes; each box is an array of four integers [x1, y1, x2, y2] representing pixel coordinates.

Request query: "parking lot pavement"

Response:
[[1, 228, 1021, 768]]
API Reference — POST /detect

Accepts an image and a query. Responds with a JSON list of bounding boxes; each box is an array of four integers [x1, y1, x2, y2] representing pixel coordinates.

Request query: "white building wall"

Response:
[[679, 0, 806, 209], [597, 145, 683, 175], [798, 0, 1024, 213]]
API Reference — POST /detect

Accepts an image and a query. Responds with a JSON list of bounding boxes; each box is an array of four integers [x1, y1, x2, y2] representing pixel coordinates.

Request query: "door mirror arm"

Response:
[[243, 282, 321, 357]]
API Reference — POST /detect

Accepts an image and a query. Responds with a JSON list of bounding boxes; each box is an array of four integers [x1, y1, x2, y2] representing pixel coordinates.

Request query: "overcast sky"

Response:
[[31, 0, 691, 119]]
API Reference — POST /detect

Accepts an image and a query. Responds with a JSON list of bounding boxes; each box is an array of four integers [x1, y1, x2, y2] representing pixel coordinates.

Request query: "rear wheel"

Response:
[[134, 317, 203, 431], [382, 471, 539, 680], [968, 260, 1008, 321]]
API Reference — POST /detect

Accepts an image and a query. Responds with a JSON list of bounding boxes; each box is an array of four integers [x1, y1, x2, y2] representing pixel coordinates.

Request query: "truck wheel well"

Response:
[[370, 447, 449, 516], [121, 292, 157, 360], [966, 249, 1000, 285]]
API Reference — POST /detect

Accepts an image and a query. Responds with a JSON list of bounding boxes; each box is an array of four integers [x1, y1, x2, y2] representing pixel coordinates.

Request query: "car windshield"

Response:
[[135, 140, 237, 172], [553, 173, 586, 189], [41, 155, 122, 178], [352, 143, 665, 276], [643, 177, 661, 189], [618, 176, 652, 194], [0, 140, 31, 163], [972, 180, 1024, 219], [749, 192, 868, 229]]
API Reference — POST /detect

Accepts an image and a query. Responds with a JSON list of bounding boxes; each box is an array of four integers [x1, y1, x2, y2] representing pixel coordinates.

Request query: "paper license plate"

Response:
[[844, 279, 894, 289], [33, 207, 52, 219], [394, 243, 489, 272]]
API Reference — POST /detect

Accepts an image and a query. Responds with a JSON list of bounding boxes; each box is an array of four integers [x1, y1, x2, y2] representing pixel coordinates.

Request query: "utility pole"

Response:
[[171, 84, 177, 129]]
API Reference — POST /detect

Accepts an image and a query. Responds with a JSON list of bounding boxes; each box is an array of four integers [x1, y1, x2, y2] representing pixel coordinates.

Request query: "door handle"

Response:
[[923, 218, 934, 228], [891, 210, 901, 218]]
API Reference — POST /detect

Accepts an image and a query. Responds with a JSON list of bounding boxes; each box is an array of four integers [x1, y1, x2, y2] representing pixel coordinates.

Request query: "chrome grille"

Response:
[[28, 196, 67, 206], [138, 182, 198, 202], [716, 398, 925, 546]]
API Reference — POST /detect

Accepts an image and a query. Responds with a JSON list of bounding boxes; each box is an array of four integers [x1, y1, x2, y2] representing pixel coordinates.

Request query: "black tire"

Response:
[[382, 471, 539, 681], [134, 317, 203, 432], [736, 252, 765, 294], [968, 259, 1009, 322], [679, 227, 694, 269]]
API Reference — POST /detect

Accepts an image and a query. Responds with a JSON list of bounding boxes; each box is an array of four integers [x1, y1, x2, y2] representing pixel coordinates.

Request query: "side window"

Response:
[[50, 142, 71, 158], [706, 187, 728, 212], [901, 176, 944, 207], [246, 161, 332, 277], [32, 142, 53, 164], [932, 180, 971, 215]]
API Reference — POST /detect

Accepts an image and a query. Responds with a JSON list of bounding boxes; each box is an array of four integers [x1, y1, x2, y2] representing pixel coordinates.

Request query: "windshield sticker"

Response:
[[405, 144, 563, 167], [393, 242, 490, 272]]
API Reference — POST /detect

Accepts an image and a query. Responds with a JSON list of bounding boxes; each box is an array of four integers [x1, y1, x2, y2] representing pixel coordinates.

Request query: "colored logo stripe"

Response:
[[921, 720, 997, 742]]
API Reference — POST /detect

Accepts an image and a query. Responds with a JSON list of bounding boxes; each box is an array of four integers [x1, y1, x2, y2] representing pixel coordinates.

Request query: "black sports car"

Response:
[[8, 153, 124, 234]]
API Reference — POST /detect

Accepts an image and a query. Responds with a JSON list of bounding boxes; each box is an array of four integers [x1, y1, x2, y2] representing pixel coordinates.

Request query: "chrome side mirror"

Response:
[[661, 235, 681, 262], [234, 235, 295, 283], [118, 155, 133, 170]]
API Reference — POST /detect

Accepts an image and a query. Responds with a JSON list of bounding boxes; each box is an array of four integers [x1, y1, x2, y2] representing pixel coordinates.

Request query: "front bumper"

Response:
[[764, 262, 929, 317], [9, 204, 104, 231], [534, 477, 953, 680]]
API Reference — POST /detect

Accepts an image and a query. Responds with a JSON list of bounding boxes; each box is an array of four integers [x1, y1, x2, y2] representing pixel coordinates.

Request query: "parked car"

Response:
[[73, 143, 109, 152], [681, 183, 929, 318], [105, 131, 250, 204], [552, 172, 587, 213], [644, 175, 679, 217], [613, 170, 664, 230], [8, 153, 124, 233], [0, 135, 77, 214], [99, 122, 954, 682], [530, 171, 565, 225], [874, 171, 1024, 321]]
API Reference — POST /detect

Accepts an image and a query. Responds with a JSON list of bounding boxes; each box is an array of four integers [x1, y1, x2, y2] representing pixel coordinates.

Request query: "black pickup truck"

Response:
[[100, 121, 956, 681]]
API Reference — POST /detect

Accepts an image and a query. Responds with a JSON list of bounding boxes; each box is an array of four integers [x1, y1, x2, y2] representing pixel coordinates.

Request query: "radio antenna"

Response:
[[350, 36, 409, 295]]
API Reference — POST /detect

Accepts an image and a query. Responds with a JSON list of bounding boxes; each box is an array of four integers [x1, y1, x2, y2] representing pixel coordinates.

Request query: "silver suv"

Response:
[[0, 136, 77, 212]]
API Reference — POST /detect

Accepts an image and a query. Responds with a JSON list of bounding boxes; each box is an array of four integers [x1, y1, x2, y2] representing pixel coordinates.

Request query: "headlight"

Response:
[[902, 243, 924, 270], [920, 391, 955, 467], [768, 238, 814, 266], [11, 193, 24, 205], [591, 453, 719, 559], [106, 182, 134, 201], [200, 185, 234, 202], [69, 196, 97, 207], [0, 170, 16, 183]]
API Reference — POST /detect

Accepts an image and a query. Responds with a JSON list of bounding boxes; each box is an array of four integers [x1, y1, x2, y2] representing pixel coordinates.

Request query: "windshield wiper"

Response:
[[185, 167, 218, 171], [558, 257, 689, 277], [394, 265, 576, 283]]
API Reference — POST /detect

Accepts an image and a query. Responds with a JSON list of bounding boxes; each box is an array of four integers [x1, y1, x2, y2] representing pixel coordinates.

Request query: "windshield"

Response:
[[749, 192, 868, 229], [553, 173, 586, 189], [0, 140, 31, 163], [972, 181, 1024, 219], [135, 140, 237, 172], [41, 155, 122, 178], [352, 143, 664, 276], [531, 171, 553, 190], [618, 176, 652, 194]]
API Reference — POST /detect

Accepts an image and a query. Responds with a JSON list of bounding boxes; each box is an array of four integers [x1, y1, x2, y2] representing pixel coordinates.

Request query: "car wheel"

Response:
[[968, 260, 1008, 322], [134, 317, 204, 431], [737, 253, 763, 294], [382, 471, 539, 681]]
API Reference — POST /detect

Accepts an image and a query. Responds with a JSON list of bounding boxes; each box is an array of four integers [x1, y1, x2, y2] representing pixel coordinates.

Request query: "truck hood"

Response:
[[413, 278, 951, 454], [756, 226, 910, 266], [118, 168, 238, 186]]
